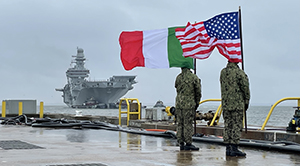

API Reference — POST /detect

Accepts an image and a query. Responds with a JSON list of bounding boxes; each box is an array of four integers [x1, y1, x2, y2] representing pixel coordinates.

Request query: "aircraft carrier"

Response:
[[56, 48, 136, 108]]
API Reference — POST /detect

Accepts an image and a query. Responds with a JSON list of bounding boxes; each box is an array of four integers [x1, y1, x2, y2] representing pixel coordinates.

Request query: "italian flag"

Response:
[[119, 27, 194, 71]]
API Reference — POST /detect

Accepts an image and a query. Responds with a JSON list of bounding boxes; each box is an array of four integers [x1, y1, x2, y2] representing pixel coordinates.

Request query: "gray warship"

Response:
[[56, 48, 137, 108]]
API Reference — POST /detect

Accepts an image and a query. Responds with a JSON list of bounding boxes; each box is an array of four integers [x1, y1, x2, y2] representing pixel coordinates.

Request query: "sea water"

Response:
[[41, 105, 297, 128]]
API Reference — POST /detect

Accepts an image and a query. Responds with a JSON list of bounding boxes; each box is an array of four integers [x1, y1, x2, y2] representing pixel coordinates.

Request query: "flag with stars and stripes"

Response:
[[175, 12, 242, 63]]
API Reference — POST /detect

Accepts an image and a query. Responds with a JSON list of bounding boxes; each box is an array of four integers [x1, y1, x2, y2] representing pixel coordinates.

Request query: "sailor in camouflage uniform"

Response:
[[175, 67, 201, 151], [220, 61, 250, 156]]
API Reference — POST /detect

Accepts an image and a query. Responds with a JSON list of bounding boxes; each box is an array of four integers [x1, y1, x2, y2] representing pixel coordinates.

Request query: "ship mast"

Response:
[[66, 48, 90, 104]]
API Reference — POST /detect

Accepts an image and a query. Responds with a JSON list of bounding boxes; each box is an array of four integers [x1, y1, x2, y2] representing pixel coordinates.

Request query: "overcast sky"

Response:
[[0, 0, 299, 106]]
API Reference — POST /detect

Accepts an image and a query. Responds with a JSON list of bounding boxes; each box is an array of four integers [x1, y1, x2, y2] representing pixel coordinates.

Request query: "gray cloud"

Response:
[[0, 0, 299, 106]]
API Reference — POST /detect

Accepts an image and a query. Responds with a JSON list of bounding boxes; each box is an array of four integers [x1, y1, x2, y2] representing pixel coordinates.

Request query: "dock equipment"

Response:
[[286, 107, 300, 131], [198, 99, 222, 127], [261, 97, 300, 130], [118, 98, 141, 126]]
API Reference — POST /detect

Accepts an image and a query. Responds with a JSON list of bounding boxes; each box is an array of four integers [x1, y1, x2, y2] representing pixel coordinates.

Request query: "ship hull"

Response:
[[74, 86, 132, 107]]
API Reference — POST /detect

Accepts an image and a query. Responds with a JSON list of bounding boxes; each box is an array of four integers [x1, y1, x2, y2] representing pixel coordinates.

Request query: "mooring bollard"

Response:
[[40, 102, 44, 118], [2, 101, 6, 117], [18, 102, 23, 116]]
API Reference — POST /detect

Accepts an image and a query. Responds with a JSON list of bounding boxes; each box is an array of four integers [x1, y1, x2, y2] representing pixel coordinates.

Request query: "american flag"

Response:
[[175, 12, 242, 62]]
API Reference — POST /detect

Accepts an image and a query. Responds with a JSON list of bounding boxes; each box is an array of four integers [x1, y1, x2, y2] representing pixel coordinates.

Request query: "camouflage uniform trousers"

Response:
[[176, 108, 194, 144], [222, 109, 243, 144]]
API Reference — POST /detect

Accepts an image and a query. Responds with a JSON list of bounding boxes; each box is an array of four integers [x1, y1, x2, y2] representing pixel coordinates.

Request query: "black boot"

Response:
[[229, 144, 246, 157], [180, 142, 185, 151], [184, 143, 199, 151], [225, 144, 232, 156]]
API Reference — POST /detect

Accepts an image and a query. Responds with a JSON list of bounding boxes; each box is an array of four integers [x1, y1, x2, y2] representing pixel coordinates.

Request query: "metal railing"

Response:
[[198, 99, 222, 126], [118, 98, 141, 126], [260, 97, 300, 130]]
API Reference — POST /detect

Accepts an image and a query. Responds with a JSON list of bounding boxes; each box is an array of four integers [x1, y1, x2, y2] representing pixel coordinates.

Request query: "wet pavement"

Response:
[[1, 125, 300, 166]]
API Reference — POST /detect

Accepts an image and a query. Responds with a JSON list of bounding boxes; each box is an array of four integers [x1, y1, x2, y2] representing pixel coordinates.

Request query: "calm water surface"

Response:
[[42, 105, 296, 127]]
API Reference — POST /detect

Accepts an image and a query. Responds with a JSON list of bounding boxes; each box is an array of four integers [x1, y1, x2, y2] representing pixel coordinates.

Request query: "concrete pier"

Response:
[[43, 113, 300, 144], [1, 124, 300, 166], [2, 112, 300, 144], [3, 113, 299, 144]]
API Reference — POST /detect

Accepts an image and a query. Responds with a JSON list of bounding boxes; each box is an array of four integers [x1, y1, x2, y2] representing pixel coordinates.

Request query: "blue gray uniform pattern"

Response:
[[175, 68, 201, 144], [220, 62, 250, 144]]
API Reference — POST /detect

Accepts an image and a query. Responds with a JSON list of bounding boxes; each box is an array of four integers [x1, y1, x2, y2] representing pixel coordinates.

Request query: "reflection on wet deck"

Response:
[[1, 126, 300, 166]]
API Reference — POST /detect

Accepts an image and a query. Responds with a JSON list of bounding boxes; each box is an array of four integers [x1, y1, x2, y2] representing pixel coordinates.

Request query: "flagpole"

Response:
[[239, 6, 247, 134], [193, 21, 197, 75], [194, 58, 197, 74], [239, 6, 245, 70], [194, 58, 197, 135], [193, 20, 198, 135]]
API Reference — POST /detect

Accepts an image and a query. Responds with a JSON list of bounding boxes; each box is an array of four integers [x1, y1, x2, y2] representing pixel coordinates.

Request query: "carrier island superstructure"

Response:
[[56, 48, 136, 108]]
